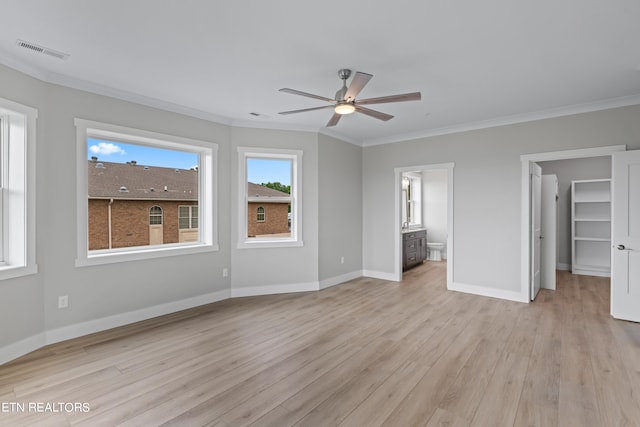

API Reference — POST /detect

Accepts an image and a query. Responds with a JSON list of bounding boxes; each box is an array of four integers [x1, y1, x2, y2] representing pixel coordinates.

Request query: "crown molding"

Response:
[[318, 128, 362, 146], [362, 93, 640, 147], [2, 52, 639, 149]]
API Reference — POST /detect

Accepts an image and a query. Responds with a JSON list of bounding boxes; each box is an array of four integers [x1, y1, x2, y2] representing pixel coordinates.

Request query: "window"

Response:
[[149, 206, 163, 225], [76, 119, 218, 266], [0, 97, 37, 280], [238, 147, 302, 248], [256, 206, 265, 222], [179, 205, 198, 229]]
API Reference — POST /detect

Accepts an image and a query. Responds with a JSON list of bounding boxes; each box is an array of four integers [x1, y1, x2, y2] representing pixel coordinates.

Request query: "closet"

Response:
[[571, 179, 611, 277]]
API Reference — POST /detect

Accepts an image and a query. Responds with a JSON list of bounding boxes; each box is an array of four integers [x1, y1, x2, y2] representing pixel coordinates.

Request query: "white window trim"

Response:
[[0, 97, 38, 280], [75, 119, 218, 266], [238, 147, 302, 249]]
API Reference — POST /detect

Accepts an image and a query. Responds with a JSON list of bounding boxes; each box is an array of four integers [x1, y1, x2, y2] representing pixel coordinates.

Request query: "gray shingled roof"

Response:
[[247, 182, 290, 198], [88, 160, 198, 200], [88, 160, 290, 201]]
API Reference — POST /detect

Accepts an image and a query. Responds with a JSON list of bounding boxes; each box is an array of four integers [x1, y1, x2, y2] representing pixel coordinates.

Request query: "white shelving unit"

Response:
[[571, 179, 611, 277]]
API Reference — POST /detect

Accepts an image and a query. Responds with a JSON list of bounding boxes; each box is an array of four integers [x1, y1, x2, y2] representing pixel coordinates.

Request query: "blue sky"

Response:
[[87, 138, 291, 184], [247, 158, 291, 185], [87, 138, 198, 170]]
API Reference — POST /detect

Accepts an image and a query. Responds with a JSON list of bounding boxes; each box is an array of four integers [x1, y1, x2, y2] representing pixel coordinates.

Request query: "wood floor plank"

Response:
[[557, 381, 600, 427], [1, 263, 638, 427], [337, 359, 431, 427], [470, 350, 529, 427], [424, 408, 470, 427], [379, 298, 491, 426]]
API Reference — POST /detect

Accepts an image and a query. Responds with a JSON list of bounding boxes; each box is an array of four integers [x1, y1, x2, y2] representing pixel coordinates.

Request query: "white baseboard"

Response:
[[231, 281, 319, 297], [449, 281, 529, 303], [557, 263, 571, 271], [45, 289, 231, 345], [0, 333, 46, 366], [319, 270, 363, 290], [363, 270, 399, 282]]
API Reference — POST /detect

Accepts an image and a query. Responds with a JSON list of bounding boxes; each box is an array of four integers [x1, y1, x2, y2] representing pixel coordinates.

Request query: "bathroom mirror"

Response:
[[401, 172, 422, 228]]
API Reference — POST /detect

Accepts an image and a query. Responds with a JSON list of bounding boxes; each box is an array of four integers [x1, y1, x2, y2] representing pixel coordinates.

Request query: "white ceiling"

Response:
[[2, 1, 640, 146]]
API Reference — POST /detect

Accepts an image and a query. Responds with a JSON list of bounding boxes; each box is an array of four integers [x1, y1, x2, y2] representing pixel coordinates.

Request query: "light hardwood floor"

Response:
[[1, 262, 640, 426]]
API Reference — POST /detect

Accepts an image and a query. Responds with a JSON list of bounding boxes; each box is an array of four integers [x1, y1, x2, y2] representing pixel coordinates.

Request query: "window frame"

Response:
[[0, 96, 38, 280], [237, 147, 302, 249], [178, 205, 198, 230], [256, 206, 265, 223], [76, 119, 218, 266], [149, 205, 163, 225]]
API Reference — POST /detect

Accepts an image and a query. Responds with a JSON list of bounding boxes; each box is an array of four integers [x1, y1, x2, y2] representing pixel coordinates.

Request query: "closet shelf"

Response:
[[571, 179, 611, 278]]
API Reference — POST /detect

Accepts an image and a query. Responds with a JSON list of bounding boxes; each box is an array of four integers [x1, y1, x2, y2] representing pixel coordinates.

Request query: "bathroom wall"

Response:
[[422, 169, 448, 259]]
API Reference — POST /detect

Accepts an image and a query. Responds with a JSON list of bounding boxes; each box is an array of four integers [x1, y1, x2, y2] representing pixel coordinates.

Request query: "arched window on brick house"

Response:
[[256, 206, 265, 222], [149, 205, 163, 225]]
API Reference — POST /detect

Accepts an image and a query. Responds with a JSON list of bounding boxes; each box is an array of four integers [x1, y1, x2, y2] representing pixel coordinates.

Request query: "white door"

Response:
[[541, 175, 558, 290], [531, 163, 542, 300], [611, 150, 640, 322]]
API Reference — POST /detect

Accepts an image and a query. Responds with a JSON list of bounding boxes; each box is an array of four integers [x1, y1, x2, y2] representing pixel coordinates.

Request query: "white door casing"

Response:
[[541, 174, 558, 290], [611, 150, 640, 322], [531, 163, 542, 300]]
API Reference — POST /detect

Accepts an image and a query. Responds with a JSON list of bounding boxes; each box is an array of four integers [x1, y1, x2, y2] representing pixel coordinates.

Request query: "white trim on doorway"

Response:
[[520, 145, 626, 302], [394, 163, 454, 287]]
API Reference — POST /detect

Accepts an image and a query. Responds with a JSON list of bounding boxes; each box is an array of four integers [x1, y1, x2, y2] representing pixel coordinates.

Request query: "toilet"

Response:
[[427, 242, 444, 261]]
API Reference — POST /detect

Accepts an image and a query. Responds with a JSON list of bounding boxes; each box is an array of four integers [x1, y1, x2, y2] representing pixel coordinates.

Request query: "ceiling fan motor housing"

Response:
[[337, 69, 352, 80]]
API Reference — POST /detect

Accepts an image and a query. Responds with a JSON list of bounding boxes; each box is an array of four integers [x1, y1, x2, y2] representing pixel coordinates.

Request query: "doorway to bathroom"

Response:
[[394, 163, 454, 287]]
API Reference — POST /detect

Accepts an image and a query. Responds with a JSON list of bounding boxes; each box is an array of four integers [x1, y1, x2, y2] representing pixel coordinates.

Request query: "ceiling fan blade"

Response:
[[344, 72, 373, 101], [279, 88, 334, 103], [357, 92, 422, 105], [355, 105, 394, 121], [326, 113, 342, 127], [279, 105, 334, 115]]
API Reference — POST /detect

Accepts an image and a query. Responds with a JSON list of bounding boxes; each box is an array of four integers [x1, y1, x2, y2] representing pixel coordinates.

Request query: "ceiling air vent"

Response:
[[15, 39, 70, 60]]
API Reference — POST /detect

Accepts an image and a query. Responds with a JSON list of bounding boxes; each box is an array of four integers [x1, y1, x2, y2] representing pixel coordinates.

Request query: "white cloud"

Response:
[[89, 142, 125, 156]]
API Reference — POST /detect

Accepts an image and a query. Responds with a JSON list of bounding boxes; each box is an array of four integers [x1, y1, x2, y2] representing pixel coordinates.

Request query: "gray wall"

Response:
[[363, 105, 640, 292], [318, 133, 363, 281], [3, 59, 640, 360], [230, 127, 319, 291], [1, 65, 47, 347], [39, 70, 232, 333], [539, 156, 612, 268], [0, 64, 361, 359]]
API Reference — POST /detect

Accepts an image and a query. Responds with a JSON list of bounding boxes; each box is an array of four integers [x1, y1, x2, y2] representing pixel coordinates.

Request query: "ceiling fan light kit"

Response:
[[279, 69, 421, 127], [334, 102, 356, 115]]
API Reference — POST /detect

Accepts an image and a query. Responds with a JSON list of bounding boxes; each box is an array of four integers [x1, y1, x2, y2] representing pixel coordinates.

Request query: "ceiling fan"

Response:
[[278, 69, 421, 127]]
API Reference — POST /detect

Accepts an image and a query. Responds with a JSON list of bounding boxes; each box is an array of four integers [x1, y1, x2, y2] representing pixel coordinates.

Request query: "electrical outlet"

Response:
[[340, 256, 345, 264], [58, 295, 69, 309], [222, 267, 229, 277]]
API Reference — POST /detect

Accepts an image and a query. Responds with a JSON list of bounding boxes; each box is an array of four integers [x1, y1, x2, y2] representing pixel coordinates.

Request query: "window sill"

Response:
[[76, 242, 219, 267], [237, 239, 303, 249], [0, 264, 38, 281]]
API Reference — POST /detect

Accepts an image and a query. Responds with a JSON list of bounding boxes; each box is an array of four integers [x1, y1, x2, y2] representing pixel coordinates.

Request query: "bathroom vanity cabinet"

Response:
[[571, 179, 611, 277], [403, 229, 427, 271]]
